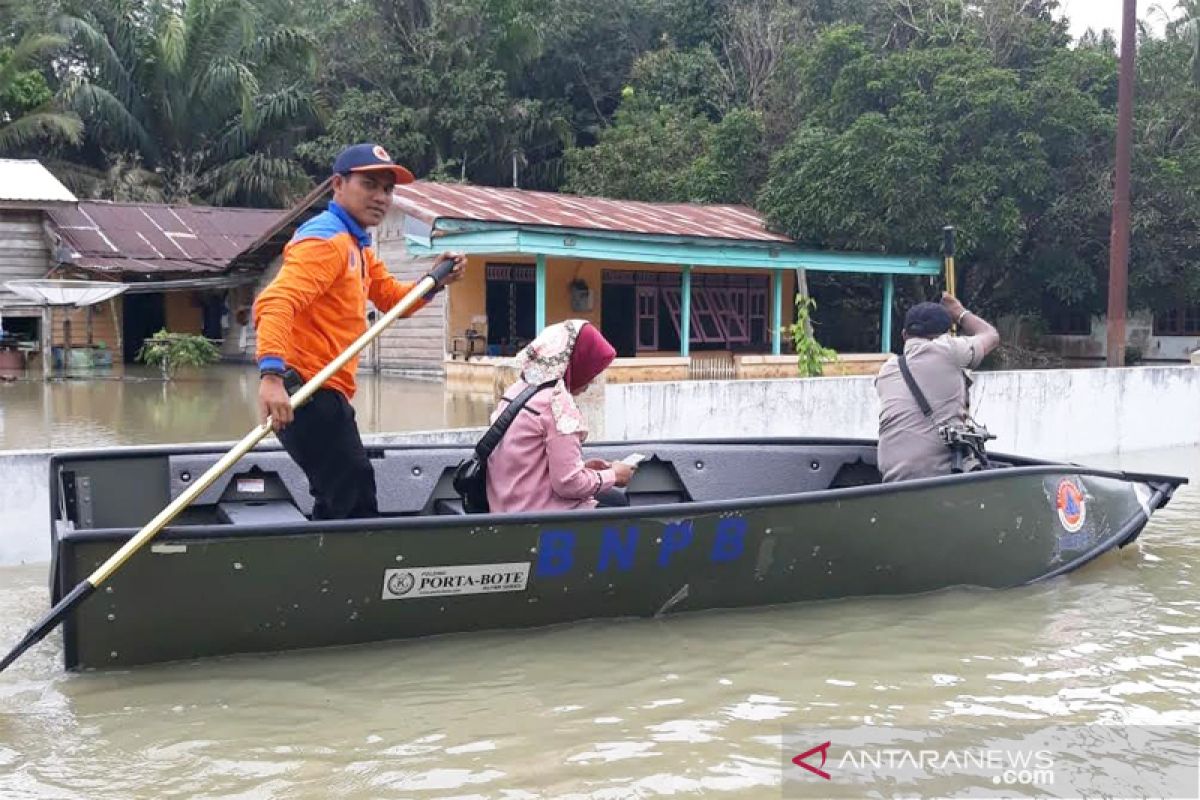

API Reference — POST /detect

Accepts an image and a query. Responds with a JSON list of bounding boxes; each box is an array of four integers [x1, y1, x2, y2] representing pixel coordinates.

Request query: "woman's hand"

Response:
[[611, 461, 635, 487], [584, 458, 610, 470]]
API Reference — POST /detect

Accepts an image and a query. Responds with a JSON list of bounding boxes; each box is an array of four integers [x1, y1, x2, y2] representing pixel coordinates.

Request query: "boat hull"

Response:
[[50, 445, 1179, 669]]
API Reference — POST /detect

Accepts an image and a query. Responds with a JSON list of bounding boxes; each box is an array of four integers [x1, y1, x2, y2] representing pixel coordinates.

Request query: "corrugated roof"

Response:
[[392, 182, 792, 243], [0, 159, 77, 203], [228, 178, 332, 273], [48, 201, 283, 276]]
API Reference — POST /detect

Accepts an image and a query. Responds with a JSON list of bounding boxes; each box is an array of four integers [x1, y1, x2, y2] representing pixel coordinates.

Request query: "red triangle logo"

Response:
[[792, 741, 832, 780]]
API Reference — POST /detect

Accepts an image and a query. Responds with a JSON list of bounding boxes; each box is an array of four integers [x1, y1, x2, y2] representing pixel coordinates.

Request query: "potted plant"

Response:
[[136, 329, 221, 379]]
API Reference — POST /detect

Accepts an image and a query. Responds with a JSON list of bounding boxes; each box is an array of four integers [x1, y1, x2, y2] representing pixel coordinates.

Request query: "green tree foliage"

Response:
[[54, 0, 320, 206], [1127, 11, 1200, 310], [785, 294, 838, 376], [759, 21, 1117, 317], [7, 0, 1200, 330], [0, 35, 82, 152], [0, 0, 82, 155]]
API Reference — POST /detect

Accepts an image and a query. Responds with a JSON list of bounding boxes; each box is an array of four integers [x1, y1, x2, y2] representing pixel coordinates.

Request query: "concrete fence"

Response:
[[604, 365, 1200, 459]]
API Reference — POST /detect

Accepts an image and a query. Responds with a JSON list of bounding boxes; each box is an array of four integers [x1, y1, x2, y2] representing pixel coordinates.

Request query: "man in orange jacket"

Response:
[[254, 143, 466, 519]]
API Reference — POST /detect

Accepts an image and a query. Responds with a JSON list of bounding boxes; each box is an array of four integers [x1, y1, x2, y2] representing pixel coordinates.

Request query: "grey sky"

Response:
[[1056, 0, 1183, 43]]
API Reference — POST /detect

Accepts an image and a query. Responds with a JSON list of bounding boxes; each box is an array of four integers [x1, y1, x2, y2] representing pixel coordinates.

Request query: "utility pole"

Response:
[[1107, 0, 1136, 367]]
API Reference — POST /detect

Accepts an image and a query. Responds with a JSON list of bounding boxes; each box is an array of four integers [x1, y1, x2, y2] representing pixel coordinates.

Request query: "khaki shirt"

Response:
[[875, 334, 987, 482]]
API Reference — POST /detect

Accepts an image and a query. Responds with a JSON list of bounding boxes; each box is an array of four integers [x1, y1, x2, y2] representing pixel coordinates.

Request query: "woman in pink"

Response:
[[486, 320, 634, 513]]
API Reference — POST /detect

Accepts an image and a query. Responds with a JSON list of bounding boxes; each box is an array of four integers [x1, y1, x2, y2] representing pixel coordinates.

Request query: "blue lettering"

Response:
[[658, 521, 694, 567], [537, 530, 575, 577], [711, 517, 747, 563], [598, 526, 639, 572]]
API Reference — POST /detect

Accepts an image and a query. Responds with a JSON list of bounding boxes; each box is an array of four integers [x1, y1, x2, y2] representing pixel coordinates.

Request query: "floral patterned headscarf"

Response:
[[515, 320, 616, 435]]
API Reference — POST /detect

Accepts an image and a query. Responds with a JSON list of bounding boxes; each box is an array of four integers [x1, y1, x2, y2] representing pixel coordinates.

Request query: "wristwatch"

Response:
[[956, 309, 971, 324]]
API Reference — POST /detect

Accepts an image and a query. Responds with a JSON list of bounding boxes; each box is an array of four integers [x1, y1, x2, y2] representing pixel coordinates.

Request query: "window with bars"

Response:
[[1154, 302, 1200, 336], [748, 289, 768, 344], [606, 270, 770, 350], [637, 286, 658, 350], [484, 262, 535, 349]]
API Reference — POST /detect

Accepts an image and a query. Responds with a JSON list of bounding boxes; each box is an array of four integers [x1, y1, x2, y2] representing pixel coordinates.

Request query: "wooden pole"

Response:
[[1107, 0, 1137, 367]]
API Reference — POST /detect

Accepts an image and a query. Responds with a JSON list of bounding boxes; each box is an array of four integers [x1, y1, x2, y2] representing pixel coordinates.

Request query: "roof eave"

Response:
[[0, 200, 76, 211], [406, 227, 941, 275], [429, 217, 795, 247]]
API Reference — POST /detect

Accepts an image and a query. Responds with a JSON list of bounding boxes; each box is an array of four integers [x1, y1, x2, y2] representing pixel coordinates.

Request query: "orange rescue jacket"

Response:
[[254, 202, 426, 400]]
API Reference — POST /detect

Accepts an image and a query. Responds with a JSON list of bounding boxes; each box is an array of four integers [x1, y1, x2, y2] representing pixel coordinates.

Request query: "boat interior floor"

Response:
[[54, 441, 1018, 531]]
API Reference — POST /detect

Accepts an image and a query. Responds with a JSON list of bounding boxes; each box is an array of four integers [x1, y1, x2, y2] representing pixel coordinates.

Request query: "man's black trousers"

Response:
[[277, 388, 378, 520]]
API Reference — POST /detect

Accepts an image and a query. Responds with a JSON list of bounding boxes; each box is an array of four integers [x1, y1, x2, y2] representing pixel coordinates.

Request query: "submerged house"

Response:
[[230, 182, 941, 386], [1035, 305, 1200, 364], [0, 160, 78, 363], [43, 200, 281, 363], [0, 158, 283, 373]]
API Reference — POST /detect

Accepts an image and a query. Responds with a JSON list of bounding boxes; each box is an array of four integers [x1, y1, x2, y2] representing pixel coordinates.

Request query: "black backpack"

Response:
[[452, 381, 555, 513]]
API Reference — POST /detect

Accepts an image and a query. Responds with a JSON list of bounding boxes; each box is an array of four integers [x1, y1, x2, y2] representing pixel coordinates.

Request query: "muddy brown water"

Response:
[[0, 445, 1196, 798], [0, 365, 492, 451]]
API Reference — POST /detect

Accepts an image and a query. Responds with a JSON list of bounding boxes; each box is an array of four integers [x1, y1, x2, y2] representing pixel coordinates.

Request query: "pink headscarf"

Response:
[[515, 320, 616, 436], [564, 322, 616, 394]]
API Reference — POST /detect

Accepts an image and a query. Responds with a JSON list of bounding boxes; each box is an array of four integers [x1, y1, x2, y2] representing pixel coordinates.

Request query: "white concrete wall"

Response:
[[604, 366, 1200, 460], [0, 428, 485, 568], [1150, 335, 1200, 362], [0, 450, 53, 566]]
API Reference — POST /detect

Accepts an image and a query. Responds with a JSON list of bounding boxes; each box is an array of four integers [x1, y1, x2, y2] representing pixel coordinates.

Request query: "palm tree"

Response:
[[1179, 0, 1200, 85], [0, 31, 83, 152], [58, 0, 319, 206]]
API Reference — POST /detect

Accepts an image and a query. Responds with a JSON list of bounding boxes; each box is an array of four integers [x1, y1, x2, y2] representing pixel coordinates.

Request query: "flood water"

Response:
[[0, 365, 492, 450], [0, 447, 1197, 798]]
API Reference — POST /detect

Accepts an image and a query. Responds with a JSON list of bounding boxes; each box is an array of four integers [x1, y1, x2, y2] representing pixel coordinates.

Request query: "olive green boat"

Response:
[[47, 439, 1183, 669]]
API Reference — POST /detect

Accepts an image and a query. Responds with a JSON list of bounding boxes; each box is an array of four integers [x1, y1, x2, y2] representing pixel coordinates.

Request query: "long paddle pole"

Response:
[[943, 225, 957, 298], [943, 225, 958, 333], [0, 258, 456, 673]]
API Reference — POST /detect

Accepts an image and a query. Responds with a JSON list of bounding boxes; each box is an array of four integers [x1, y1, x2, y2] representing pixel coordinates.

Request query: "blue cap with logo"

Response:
[[903, 302, 952, 338], [332, 143, 415, 185]]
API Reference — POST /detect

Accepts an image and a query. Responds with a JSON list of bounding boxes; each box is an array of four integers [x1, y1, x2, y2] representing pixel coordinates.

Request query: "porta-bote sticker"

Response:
[[382, 562, 531, 600]]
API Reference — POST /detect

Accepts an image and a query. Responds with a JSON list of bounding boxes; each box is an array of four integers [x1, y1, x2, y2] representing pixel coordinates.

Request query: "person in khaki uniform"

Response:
[[875, 293, 1000, 482]]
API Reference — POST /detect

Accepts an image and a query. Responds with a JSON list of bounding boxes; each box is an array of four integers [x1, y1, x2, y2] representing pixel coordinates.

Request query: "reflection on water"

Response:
[[0, 365, 492, 450], [0, 448, 1197, 798]]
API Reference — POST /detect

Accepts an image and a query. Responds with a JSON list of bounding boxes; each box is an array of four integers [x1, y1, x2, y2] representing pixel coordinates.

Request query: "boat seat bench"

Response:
[[80, 443, 883, 528]]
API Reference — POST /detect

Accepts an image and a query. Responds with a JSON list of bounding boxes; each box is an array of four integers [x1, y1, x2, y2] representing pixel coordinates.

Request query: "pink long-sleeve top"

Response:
[[485, 380, 616, 513]]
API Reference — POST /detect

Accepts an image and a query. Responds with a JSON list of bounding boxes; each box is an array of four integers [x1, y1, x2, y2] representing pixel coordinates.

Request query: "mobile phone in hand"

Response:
[[621, 452, 648, 467]]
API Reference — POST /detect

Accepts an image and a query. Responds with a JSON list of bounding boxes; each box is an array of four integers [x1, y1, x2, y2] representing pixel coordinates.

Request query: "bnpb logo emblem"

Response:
[[1055, 478, 1086, 533]]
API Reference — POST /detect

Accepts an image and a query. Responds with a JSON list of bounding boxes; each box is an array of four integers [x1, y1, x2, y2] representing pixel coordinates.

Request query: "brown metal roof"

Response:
[[47, 201, 283, 277], [227, 178, 332, 274], [392, 182, 792, 243]]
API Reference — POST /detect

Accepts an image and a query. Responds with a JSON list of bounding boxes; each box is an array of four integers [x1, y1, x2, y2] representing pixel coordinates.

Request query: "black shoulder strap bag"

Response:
[[896, 354, 988, 473], [452, 380, 555, 513], [896, 354, 933, 418]]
